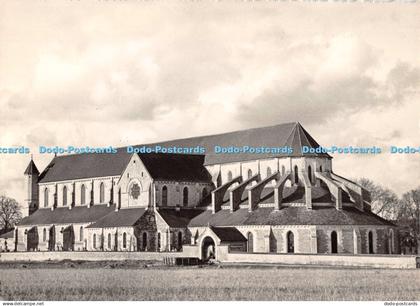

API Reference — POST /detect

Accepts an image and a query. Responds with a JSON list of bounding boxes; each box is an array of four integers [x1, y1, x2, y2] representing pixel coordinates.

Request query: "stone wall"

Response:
[[0, 251, 183, 262], [218, 251, 418, 269]]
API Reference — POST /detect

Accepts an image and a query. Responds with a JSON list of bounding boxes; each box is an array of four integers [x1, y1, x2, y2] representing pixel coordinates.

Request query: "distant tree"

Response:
[[355, 178, 399, 220], [397, 188, 420, 235], [0, 195, 22, 233]]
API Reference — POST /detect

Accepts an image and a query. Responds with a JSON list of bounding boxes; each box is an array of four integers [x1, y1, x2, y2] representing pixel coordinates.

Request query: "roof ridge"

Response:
[[297, 123, 312, 147], [284, 122, 298, 147]]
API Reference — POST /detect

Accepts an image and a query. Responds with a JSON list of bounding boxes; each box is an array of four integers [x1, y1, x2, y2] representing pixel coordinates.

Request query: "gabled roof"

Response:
[[144, 122, 330, 165], [211, 226, 247, 242], [139, 153, 212, 183], [39, 150, 131, 183], [24, 160, 39, 175], [37, 122, 329, 183], [188, 206, 396, 227], [86, 208, 147, 228], [157, 208, 204, 228], [18, 205, 115, 226]]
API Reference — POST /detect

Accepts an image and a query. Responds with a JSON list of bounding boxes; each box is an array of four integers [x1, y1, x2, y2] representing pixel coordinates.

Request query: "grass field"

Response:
[[0, 261, 419, 301]]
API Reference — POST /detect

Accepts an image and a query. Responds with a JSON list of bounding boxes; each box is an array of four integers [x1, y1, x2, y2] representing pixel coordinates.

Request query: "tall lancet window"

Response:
[[247, 169, 252, 179], [308, 166, 313, 185], [44, 188, 49, 207], [100, 182, 105, 203], [183, 187, 189, 207], [162, 186, 168, 206], [294, 166, 299, 185], [62, 186, 67, 206], [123, 232, 127, 249], [266, 167, 272, 178], [81, 184, 86, 205]]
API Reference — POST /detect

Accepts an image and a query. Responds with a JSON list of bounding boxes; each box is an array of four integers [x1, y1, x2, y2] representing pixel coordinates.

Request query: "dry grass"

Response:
[[0, 262, 419, 301]]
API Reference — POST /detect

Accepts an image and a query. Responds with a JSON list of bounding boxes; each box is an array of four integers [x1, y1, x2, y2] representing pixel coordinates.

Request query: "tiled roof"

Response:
[[24, 160, 39, 175], [188, 206, 396, 227], [211, 226, 247, 242], [145, 122, 330, 165], [38, 150, 131, 183], [18, 205, 115, 226], [86, 208, 146, 228], [37, 122, 329, 183], [139, 153, 212, 183], [157, 208, 204, 228]]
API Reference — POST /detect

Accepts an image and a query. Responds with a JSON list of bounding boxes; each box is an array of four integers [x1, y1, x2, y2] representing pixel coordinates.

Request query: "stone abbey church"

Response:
[[13, 122, 398, 259]]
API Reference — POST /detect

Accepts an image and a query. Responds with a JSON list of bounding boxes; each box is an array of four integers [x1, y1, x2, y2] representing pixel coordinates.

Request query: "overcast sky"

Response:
[[0, 1, 419, 208]]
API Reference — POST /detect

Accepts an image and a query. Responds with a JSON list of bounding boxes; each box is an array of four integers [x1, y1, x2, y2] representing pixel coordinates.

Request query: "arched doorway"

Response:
[[287, 231, 294, 253], [48, 226, 55, 251], [368, 231, 374, 254], [26, 227, 39, 251], [201, 236, 216, 261], [247, 232, 254, 253], [331, 231, 338, 253], [62, 226, 74, 251]]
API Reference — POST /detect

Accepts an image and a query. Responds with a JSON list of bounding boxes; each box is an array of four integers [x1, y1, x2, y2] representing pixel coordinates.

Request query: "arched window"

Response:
[[123, 232, 127, 249], [43, 228, 46, 242], [287, 231, 294, 253], [157, 232, 161, 251], [80, 226, 84, 241], [266, 167, 272, 177], [331, 231, 338, 253], [118, 188, 121, 207], [294, 166, 299, 184], [44, 188, 49, 207], [100, 182, 105, 203], [202, 188, 208, 200], [81, 184, 86, 205], [108, 233, 111, 249], [368, 231, 374, 254], [142, 232, 148, 250], [162, 186, 168, 206], [247, 232, 254, 253], [247, 169, 253, 179], [227, 171, 233, 181], [62, 186, 67, 206], [183, 187, 188, 206], [178, 231, 183, 250], [308, 165, 313, 185], [93, 234, 97, 249], [282, 165, 286, 176]]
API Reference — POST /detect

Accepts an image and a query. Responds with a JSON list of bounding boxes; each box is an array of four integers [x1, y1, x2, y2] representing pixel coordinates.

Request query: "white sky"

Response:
[[0, 0, 419, 208]]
